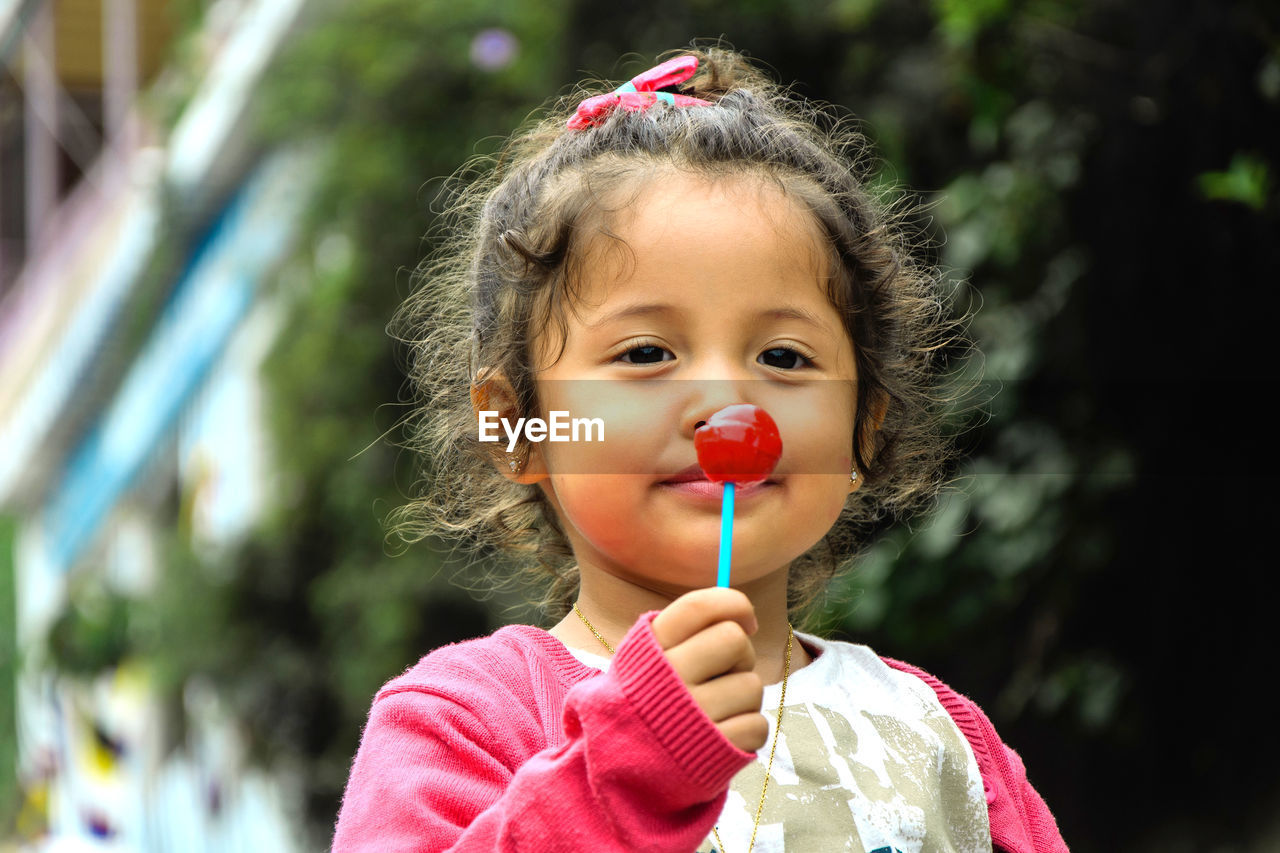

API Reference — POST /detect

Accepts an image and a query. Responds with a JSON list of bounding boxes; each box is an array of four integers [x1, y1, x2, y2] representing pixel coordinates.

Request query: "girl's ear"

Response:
[[471, 369, 549, 485], [865, 388, 889, 432], [849, 389, 889, 494]]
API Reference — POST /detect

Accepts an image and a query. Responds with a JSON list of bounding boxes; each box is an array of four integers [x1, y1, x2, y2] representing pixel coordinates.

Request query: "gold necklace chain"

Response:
[[572, 603, 792, 853]]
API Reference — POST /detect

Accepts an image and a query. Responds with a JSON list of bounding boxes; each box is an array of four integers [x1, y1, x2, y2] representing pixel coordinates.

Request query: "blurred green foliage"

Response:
[[0, 517, 17, 830], [45, 581, 131, 677], [1197, 152, 1271, 210], [44, 0, 1280, 848]]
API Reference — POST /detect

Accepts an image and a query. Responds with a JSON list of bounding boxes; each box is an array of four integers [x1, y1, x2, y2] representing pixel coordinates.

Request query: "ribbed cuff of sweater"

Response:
[[610, 611, 756, 793]]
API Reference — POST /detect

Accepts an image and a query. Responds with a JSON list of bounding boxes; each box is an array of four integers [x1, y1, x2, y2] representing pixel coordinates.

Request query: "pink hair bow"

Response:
[[567, 56, 712, 130]]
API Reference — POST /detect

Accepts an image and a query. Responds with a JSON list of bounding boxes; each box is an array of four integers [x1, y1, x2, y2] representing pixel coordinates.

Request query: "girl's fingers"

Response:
[[665, 619, 756, 685], [717, 711, 771, 754], [652, 587, 757, 650], [651, 587, 765, 747], [688, 671, 765, 724]]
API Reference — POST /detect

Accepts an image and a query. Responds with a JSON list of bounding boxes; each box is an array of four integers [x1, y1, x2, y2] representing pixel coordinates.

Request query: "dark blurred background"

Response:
[[1, 0, 1277, 849]]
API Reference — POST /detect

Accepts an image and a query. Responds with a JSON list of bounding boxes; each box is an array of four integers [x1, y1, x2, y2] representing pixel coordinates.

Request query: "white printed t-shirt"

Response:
[[569, 633, 992, 853]]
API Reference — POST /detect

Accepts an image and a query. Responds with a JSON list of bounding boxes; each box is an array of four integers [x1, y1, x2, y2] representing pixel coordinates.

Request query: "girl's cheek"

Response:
[[559, 477, 641, 549]]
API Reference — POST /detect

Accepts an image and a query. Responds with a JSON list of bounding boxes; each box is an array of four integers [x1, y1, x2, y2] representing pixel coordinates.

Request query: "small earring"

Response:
[[849, 469, 859, 483]]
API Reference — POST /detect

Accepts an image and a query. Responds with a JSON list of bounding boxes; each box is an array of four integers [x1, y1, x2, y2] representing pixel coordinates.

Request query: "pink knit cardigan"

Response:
[[333, 615, 1068, 852]]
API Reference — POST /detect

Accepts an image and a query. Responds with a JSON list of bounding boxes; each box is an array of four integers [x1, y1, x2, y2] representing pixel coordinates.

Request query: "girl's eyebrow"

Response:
[[763, 306, 828, 329], [587, 303, 676, 328], [588, 303, 831, 330]]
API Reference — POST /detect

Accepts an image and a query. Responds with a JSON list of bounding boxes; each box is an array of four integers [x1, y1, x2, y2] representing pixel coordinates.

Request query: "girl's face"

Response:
[[523, 171, 860, 596]]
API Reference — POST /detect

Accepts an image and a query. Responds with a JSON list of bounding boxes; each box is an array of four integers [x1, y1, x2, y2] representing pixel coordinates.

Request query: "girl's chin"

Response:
[[586, 536, 801, 592], [609, 563, 782, 595]]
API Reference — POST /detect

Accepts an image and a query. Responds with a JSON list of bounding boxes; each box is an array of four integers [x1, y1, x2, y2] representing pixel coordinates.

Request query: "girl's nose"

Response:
[[682, 381, 753, 439], [679, 350, 760, 437]]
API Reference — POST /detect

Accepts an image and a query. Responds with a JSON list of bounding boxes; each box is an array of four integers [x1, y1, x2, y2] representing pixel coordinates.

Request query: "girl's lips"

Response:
[[660, 480, 776, 500], [656, 470, 778, 501]]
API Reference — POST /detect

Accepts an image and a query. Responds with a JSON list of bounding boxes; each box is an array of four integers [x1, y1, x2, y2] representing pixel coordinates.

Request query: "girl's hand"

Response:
[[651, 588, 768, 753]]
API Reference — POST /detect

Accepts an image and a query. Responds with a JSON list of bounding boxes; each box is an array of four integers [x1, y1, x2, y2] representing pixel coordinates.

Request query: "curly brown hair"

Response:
[[389, 47, 968, 625]]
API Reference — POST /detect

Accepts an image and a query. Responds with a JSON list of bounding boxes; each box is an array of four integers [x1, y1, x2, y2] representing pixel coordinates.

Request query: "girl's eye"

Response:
[[759, 347, 811, 370], [617, 344, 673, 364]]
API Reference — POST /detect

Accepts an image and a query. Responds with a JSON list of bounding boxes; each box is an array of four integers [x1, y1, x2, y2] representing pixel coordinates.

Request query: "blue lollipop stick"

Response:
[[717, 482, 735, 588]]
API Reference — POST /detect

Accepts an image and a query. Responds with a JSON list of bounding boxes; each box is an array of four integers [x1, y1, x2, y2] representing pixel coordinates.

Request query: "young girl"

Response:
[[333, 48, 1068, 853]]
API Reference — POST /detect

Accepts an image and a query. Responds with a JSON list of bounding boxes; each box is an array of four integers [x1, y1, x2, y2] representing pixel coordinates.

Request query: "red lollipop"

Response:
[[694, 404, 783, 484]]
